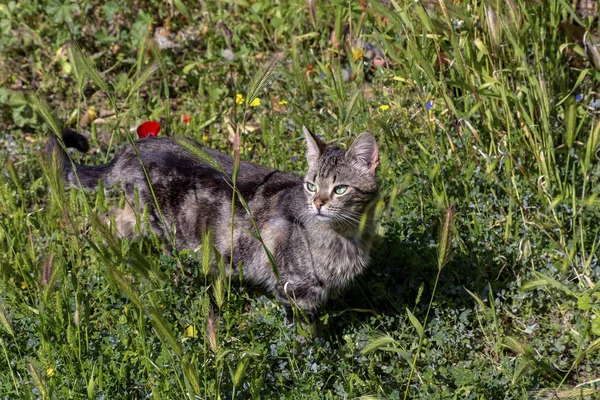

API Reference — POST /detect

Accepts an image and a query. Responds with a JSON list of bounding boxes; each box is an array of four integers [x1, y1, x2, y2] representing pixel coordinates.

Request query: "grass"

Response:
[[2, 0, 600, 398]]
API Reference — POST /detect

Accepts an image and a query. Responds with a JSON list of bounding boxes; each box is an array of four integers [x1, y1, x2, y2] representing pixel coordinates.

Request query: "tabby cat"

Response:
[[46, 127, 380, 317]]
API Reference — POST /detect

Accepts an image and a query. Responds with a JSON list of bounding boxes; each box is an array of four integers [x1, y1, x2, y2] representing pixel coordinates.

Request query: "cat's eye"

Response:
[[334, 185, 348, 195], [306, 182, 317, 192]]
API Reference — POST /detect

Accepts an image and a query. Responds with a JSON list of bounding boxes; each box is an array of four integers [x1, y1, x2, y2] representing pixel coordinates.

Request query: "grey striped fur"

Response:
[[46, 127, 380, 317]]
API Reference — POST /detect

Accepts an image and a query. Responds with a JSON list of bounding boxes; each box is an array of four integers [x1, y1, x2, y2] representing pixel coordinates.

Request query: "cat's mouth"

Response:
[[315, 214, 331, 222], [308, 205, 332, 221]]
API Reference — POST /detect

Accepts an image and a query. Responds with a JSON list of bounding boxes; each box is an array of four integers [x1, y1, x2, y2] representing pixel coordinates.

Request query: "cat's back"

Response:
[[122, 137, 302, 199]]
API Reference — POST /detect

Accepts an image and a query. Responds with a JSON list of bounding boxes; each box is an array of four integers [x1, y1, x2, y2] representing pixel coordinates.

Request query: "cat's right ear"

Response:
[[347, 132, 379, 174], [303, 126, 325, 167]]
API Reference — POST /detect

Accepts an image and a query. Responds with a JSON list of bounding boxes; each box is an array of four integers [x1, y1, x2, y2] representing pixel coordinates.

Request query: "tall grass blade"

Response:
[[149, 306, 182, 357], [106, 266, 142, 309], [525, 272, 576, 297], [341, 88, 362, 132], [173, 137, 225, 172], [201, 230, 213, 276], [564, 99, 576, 148], [584, 122, 600, 175], [182, 356, 201, 396], [361, 333, 397, 355], [29, 95, 62, 137], [125, 62, 159, 104], [464, 287, 488, 313], [0, 338, 19, 394]]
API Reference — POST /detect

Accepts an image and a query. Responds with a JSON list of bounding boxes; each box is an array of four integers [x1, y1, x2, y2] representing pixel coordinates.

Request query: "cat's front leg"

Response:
[[275, 282, 323, 323]]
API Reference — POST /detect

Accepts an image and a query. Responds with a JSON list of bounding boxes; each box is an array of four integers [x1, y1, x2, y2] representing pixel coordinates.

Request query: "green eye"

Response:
[[334, 185, 348, 195], [306, 182, 317, 192]]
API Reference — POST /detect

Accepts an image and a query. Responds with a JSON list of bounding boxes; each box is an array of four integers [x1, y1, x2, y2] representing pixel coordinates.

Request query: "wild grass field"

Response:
[[2, 0, 600, 398]]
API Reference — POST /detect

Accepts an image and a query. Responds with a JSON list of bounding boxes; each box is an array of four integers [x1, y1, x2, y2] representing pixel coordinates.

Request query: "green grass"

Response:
[[2, 0, 600, 398]]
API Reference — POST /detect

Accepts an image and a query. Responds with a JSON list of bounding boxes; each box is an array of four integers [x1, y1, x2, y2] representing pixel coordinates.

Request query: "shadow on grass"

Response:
[[322, 221, 513, 338]]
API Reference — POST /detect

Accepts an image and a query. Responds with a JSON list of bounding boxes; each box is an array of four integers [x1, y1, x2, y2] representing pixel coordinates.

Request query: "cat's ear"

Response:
[[303, 126, 325, 166], [347, 132, 379, 174]]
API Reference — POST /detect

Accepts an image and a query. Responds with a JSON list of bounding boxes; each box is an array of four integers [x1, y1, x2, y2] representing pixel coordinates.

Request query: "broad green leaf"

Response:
[[592, 318, 600, 336], [406, 308, 424, 340], [173, 0, 192, 21], [578, 295, 591, 311]]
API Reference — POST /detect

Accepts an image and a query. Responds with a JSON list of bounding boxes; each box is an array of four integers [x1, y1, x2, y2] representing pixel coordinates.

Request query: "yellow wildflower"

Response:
[[184, 325, 198, 338], [249, 98, 261, 107], [21, 281, 27, 289], [278, 99, 288, 105], [379, 104, 390, 111], [47, 367, 55, 377], [202, 135, 209, 142], [87, 106, 97, 121], [353, 48, 364, 62], [235, 93, 244, 105]]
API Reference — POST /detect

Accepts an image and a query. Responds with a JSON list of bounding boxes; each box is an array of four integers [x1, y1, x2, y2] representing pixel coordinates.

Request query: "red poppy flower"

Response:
[[305, 64, 314, 77], [182, 114, 192, 124], [137, 121, 161, 139]]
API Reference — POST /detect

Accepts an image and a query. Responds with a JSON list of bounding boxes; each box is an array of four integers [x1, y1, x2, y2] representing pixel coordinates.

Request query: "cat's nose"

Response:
[[314, 198, 327, 210]]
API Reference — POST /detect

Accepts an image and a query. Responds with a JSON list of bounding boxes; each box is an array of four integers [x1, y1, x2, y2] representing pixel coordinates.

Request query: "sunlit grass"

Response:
[[1, 0, 600, 398]]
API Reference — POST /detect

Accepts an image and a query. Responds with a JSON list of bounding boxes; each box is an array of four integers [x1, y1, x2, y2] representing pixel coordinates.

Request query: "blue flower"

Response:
[[575, 93, 583, 101], [292, 156, 298, 162], [426, 101, 433, 110]]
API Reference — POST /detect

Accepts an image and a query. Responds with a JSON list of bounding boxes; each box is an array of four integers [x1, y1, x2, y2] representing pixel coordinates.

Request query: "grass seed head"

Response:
[[207, 306, 218, 354]]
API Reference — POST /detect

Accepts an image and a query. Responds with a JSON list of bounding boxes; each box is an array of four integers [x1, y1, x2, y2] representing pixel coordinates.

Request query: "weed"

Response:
[[1, 0, 600, 398]]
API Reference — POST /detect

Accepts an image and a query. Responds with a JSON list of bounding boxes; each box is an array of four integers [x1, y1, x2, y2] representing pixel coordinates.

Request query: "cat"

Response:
[[45, 126, 380, 318]]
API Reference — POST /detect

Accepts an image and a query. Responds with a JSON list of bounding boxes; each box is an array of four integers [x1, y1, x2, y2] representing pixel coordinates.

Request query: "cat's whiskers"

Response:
[[294, 208, 313, 226], [331, 212, 361, 230], [331, 215, 356, 230], [329, 207, 362, 222], [340, 213, 361, 225]]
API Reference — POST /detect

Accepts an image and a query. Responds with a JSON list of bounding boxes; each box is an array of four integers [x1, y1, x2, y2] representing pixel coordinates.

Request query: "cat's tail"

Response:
[[45, 129, 112, 189]]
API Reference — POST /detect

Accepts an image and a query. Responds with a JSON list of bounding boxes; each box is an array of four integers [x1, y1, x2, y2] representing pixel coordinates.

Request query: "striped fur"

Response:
[[46, 127, 380, 317]]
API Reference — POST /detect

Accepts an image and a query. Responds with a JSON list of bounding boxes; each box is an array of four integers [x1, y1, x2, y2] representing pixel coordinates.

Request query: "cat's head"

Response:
[[302, 126, 379, 232]]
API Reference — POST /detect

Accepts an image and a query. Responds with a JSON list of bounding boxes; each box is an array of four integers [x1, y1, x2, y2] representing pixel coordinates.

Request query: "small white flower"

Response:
[[222, 49, 235, 62]]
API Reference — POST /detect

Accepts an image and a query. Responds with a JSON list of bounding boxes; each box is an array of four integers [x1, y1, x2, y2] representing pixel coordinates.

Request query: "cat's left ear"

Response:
[[303, 126, 325, 167], [347, 132, 379, 174]]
